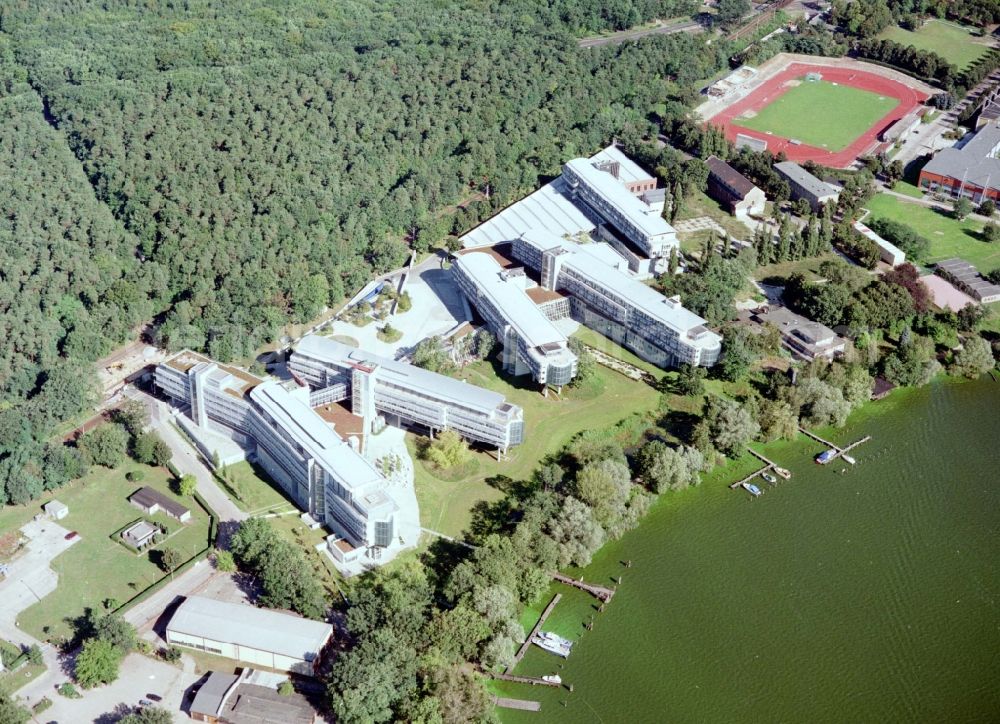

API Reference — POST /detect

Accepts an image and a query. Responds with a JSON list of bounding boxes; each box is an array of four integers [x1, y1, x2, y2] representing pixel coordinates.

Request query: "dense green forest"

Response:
[[0, 0, 728, 497]]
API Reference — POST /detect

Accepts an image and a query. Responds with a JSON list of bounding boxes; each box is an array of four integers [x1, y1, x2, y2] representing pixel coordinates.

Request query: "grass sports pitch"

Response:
[[735, 79, 899, 152], [880, 20, 991, 70]]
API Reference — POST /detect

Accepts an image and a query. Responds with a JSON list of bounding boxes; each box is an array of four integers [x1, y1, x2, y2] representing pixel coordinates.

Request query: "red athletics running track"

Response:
[[709, 63, 928, 168]]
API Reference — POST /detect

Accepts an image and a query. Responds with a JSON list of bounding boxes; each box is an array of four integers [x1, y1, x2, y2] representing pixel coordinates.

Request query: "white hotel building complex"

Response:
[[457, 145, 721, 373], [155, 334, 527, 566], [451, 253, 578, 386], [513, 230, 721, 368], [155, 352, 401, 566]]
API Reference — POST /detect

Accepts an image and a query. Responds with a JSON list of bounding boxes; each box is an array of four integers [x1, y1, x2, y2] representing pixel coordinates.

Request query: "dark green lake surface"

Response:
[[497, 379, 1000, 723]]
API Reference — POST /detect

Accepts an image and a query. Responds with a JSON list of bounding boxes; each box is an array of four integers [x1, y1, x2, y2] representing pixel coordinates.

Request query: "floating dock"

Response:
[[507, 593, 561, 674], [552, 572, 615, 602], [728, 449, 792, 492], [493, 696, 542, 711]]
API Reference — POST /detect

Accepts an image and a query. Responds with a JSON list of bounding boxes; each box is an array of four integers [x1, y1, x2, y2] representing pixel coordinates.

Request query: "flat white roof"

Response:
[[454, 253, 570, 352], [461, 147, 670, 250], [249, 381, 387, 500], [853, 221, 905, 262], [589, 145, 656, 186], [564, 158, 676, 241], [167, 596, 332, 661], [461, 175, 595, 248], [294, 335, 517, 417], [520, 230, 721, 350]]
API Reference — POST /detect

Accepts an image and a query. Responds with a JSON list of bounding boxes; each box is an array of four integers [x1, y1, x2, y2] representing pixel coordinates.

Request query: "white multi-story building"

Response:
[[561, 157, 679, 271], [155, 352, 398, 559], [289, 335, 525, 454], [452, 252, 578, 387], [512, 230, 722, 368]]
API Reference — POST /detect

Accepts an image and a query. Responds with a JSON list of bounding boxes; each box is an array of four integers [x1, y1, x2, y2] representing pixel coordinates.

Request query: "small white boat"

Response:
[[742, 482, 762, 497], [761, 471, 777, 485], [842, 454, 856, 465], [542, 674, 562, 685], [774, 466, 792, 480]]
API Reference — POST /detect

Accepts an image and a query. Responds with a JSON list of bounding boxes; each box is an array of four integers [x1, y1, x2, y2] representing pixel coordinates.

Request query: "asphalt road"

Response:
[[578, 18, 703, 48]]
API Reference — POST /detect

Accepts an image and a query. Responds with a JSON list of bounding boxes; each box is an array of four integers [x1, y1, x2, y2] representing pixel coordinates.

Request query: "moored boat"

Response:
[[532, 631, 573, 658], [774, 466, 792, 479], [842, 454, 856, 465], [761, 471, 777, 484], [742, 482, 762, 497], [816, 449, 837, 464], [542, 674, 563, 685]]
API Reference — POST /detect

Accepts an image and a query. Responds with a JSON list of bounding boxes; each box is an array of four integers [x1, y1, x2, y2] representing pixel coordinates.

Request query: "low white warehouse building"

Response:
[[165, 596, 332, 675]]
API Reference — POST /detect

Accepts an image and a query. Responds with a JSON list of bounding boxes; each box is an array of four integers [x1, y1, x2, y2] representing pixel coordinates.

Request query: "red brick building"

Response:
[[918, 123, 1000, 203]]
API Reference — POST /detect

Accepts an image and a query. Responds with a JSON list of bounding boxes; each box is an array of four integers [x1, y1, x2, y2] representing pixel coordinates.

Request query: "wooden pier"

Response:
[[507, 593, 561, 674], [493, 696, 542, 711], [491, 672, 562, 687], [728, 449, 792, 490], [552, 572, 615, 602], [799, 428, 872, 462]]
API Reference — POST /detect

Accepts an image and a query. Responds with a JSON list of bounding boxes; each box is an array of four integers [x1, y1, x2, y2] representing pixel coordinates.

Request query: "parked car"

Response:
[[64, 531, 78, 540], [145, 694, 162, 702]]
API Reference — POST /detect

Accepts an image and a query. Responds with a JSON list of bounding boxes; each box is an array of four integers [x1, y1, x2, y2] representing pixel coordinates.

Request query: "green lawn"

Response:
[[0, 657, 45, 696], [754, 252, 842, 284], [735, 80, 898, 151], [412, 360, 659, 538], [676, 190, 760, 245], [216, 460, 294, 515], [3, 463, 211, 643], [864, 194, 1000, 273], [880, 20, 992, 70], [572, 325, 667, 380]]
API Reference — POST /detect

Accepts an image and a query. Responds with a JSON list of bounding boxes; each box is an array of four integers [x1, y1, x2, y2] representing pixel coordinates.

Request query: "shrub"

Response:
[[213, 549, 236, 572], [57, 682, 81, 699], [377, 324, 402, 343], [396, 291, 412, 312], [158, 547, 185, 573], [176, 473, 197, 496], [125, 470, 145, 482], [422, 430, 470, 469], [278, 680, 294, 696], [162, 646, 182, 663], [33, 697, 52, 714]]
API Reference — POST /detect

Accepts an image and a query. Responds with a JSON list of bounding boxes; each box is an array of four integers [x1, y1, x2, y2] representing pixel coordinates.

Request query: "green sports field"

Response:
[[735, 80, 899, 151], [880, 20, 991, 70]]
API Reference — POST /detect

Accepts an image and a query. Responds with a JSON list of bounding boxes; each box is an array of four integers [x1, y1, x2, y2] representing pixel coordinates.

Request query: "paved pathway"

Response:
[[143, 395, 247, 527], [122, 560, 218, 632], [0, 520, 78, 635]]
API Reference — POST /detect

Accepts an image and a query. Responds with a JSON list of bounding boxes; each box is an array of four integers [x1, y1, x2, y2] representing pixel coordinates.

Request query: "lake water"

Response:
[[497, 378, 1000, 723]]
